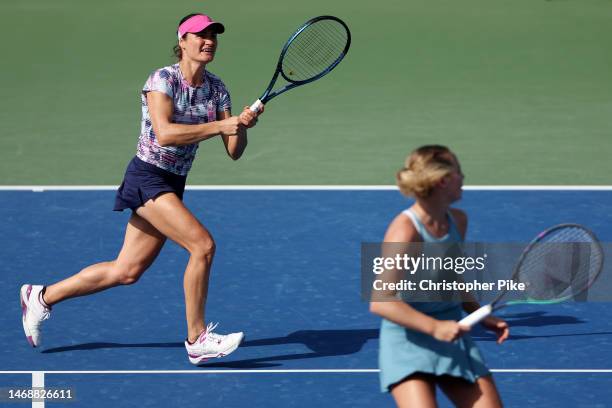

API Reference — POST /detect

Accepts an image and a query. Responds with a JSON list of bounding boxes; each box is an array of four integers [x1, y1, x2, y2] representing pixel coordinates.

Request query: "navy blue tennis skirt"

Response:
[[113, 156, 187, 212]]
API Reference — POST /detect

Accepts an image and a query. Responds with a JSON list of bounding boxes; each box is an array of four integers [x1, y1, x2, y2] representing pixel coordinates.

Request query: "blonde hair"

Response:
[[396, 145, 456, 198]]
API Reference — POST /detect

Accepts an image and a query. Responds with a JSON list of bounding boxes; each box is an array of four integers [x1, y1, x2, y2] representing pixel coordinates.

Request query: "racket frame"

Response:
[[459, 223, 604, 328], [249, 15, 351, 112]]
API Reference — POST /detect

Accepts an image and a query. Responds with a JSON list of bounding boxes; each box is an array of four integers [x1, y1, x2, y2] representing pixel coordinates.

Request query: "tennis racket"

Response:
[[459, 224, 604, 328], [249, 16, 351, 112]]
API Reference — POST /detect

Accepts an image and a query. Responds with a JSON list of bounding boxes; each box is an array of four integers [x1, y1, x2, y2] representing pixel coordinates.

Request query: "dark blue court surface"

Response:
[[1, 189, 612, 407]]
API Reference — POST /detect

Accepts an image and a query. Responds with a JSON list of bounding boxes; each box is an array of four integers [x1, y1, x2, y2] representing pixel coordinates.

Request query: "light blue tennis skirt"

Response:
[[379, 304, 491, 392]]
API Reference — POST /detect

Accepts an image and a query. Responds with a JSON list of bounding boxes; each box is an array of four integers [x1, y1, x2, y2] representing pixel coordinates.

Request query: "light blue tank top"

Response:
[[402, 208, 463, 244], [378, 208, 491, 392], [401, 208, 463, 313]]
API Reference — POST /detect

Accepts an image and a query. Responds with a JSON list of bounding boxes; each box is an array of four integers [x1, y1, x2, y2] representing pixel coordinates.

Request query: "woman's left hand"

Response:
[[239, 105, 264, 128], [481, 315, 509, 344]]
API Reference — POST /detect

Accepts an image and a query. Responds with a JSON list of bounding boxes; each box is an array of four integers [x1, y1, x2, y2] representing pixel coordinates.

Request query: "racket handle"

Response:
[[249, 99, 263, 113], [459, 304, 493, 328]]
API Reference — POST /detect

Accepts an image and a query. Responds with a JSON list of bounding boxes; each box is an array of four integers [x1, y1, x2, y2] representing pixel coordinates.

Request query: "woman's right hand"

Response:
[[432, 320, 468, 342], [218, 116, 242, 136]]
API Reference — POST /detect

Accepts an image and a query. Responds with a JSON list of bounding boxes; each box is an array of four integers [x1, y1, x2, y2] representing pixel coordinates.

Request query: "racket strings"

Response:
[[284, 27, 345, 80], [287, 22, 345, 67], [517, 226, 603, 301], [282, 19, 349, 82]]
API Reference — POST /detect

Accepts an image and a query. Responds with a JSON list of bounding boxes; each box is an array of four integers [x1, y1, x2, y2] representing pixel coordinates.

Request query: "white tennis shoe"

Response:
[[185, 322, 244, 364], [20, 285, 51, 347]]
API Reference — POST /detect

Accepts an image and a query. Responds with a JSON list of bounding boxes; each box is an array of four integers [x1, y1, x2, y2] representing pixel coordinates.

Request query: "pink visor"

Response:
[[177, 14, 225, 39]]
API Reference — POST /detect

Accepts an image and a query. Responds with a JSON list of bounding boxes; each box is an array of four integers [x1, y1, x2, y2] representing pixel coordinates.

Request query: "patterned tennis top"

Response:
[[137, 64, 232, 175]]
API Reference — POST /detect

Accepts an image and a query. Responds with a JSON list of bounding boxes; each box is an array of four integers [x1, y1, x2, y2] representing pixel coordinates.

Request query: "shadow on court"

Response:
[[474, 331, 612, 341], [41, 342, 183, 354], [41, 329, 379, 368], [40, 313, 608, 368], [500, 311, 587, 327], [470, 311, 612, 341], [201, 329, 379, 368]]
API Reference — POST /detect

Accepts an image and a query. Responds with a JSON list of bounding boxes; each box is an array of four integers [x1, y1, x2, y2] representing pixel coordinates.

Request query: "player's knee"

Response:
[[118, 273, 140, 285], [189, 236, 216, 261], [112, 263, 145, 285]]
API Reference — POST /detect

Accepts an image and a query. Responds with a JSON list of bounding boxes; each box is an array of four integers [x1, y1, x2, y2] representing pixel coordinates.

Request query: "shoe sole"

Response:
[[20, 285, 36, 347], [188, 332, 245, 365]]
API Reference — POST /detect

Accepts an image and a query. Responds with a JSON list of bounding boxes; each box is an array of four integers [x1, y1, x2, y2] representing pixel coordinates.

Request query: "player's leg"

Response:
[[43, 213, 166, 305], [21, 213, 166, 347], [134, 192, 215, 340], [390, 373, 438, 408], [437, 374, 503, 408], [134, 192, 243, 363]]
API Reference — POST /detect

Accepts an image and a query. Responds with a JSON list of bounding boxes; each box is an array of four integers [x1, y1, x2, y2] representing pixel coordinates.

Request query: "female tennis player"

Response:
[[370, 145, 509, 407], [20, 13, 262, 364]]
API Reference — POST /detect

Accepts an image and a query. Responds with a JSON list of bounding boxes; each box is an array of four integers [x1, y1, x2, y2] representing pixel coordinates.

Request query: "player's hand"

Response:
[[481, 316, 509, 344], [432, 320, 468, 342], [239, 105, 264, 128], [218, 116, 241, 136]]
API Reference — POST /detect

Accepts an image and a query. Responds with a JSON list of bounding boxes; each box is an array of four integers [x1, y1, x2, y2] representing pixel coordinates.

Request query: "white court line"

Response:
[[31, 372, 44, 408], [2, 369, 612, 375], [0, 185, 611, 191], [491, 369, 612, 373], [4, 368, 610, 408]]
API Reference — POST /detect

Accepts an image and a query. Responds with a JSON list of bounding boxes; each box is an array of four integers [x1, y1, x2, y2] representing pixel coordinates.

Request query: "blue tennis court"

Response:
[[1, 188, 612, 407]]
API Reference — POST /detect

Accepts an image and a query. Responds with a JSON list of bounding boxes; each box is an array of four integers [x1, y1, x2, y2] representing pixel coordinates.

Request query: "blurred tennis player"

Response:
[[370, 145, 509, 407], [20, 12, 263, 364]]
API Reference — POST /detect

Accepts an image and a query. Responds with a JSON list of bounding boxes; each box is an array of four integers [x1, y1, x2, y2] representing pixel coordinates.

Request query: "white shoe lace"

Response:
[[204, 322, 225, 343], [32, 295, 51, 326], [38, 294, 51, 319], [32, 311, 50, 332]]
